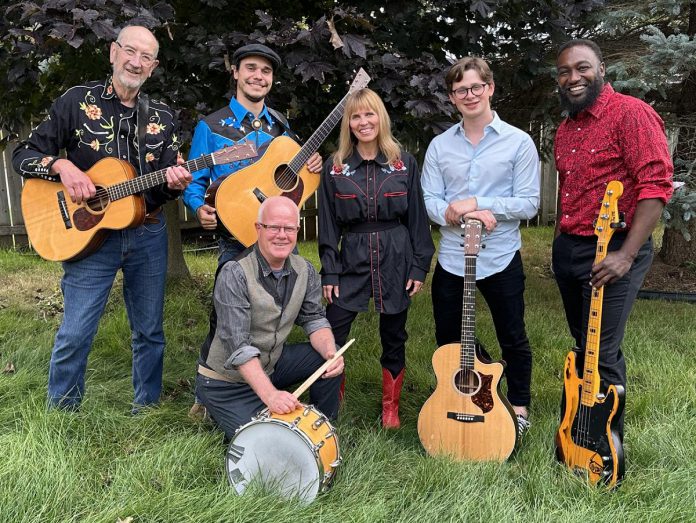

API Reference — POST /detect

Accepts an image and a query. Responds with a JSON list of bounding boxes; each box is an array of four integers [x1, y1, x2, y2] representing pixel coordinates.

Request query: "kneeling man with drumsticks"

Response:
[[196, 196, 344, 440]]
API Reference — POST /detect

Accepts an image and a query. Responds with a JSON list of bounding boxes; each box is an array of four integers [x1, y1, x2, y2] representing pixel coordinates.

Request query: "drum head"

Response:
[[226, 420, 321, 503]]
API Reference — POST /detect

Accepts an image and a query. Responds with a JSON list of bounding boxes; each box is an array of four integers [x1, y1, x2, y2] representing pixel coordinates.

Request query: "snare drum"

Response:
[[226, 404, 341, 503]]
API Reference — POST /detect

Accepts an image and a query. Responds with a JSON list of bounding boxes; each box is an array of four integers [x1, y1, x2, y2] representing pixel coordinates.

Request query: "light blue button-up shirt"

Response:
[[421, 112, 540, 279]]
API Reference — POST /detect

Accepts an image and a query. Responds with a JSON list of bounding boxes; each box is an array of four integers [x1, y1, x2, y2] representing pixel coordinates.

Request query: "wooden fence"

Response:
[[0, 131, 557, 252]]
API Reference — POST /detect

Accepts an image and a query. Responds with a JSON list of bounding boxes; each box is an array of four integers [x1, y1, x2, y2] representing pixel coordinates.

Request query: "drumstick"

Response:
[[292, 338, 354, 398]]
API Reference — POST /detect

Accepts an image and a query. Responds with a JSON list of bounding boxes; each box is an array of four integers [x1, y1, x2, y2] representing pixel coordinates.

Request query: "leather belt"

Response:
[[144, 207, 162, 224], [197, 363, 235, 383], [345, 220, 400, 233]]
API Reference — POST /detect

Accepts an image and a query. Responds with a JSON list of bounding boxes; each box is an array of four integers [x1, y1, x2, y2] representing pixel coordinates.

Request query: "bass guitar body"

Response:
[[208, 136, 318, 247], [22, 158, 144, 262], [555, 351, 625, 487], [418, 343, 517, 462]]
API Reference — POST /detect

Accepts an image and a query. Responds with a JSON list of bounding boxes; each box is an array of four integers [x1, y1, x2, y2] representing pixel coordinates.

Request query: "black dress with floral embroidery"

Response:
[[12, 76, 181, 212], [318, 149, 434, 314]]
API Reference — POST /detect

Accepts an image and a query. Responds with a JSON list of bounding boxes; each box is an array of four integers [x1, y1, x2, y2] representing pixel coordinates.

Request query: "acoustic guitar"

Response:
[[555, 180, 626, 489], [21, 143, 257, 262], [207, 68, 371, 247], [418, 219, 518, 461]]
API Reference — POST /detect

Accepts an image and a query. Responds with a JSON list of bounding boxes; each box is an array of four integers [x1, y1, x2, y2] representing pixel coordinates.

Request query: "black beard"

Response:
[[558, 77, 604, 118]]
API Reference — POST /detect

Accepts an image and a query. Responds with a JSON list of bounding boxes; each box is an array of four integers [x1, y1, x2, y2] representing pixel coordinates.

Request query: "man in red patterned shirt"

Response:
[[552, 39, 673, 440]]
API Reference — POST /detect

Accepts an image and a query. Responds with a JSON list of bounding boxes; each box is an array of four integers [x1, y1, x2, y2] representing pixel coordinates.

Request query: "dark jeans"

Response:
[[552, 233, 653, 389], [326, 303, 408, 377], [196, 342, 342, 441], [431, 252, 532, 407]]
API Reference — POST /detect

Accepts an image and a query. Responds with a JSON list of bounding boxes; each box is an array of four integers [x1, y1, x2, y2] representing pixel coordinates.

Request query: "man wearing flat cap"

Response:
[[183, 43, 322, 265]]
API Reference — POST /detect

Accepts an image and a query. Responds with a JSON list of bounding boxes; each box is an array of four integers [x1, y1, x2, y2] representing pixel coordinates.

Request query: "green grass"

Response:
[[1, 227, 695, 522]]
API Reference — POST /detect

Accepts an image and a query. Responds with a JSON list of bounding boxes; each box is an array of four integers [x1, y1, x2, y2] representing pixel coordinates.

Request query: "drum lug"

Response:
[[312, 440, 325, 455], [292, 416, 302, 426], [324, 428, 335, 439], [303, 405, 313, 416], [312, 415, 328, 430], [330, 457, 342, 468]]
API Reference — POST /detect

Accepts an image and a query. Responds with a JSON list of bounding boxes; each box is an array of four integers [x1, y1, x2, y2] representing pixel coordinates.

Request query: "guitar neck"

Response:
[[460, 254, 477, 370], [287, 95, 348, 173], [581, 238, 607, 406], [106, 154, 214, 201]]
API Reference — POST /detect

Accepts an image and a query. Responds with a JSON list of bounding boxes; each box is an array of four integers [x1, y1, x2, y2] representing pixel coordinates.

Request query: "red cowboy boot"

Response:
[[381, 368, 405, 429], [339, 373, 346, 404]]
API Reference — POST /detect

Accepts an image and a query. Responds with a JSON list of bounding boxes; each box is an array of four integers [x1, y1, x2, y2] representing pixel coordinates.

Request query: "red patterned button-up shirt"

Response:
[[555, 84, 673, 236]]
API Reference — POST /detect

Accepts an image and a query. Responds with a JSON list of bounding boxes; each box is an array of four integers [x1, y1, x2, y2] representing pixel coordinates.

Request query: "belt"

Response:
[[197, 363, 235, 383], [144, 207, 162, 224], [345, 220, 400, 233]]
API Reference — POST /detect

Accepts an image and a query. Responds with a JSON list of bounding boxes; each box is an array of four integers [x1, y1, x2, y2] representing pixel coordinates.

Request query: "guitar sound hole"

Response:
[[454, 369, 480, 395], [85, 185, 110, 213], [274, 165, 298, 191]]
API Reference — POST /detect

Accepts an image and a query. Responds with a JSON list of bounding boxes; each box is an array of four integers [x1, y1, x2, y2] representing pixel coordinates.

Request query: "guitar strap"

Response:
[[267, 107, 301, 143], [136, 93, 150, 176]]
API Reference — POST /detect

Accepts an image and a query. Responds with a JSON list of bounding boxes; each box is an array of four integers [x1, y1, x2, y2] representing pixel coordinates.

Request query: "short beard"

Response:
[[559, 77, 604, 118]]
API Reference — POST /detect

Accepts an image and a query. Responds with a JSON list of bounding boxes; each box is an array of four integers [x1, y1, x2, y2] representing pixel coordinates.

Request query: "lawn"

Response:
[[0, 227, 694, 522]]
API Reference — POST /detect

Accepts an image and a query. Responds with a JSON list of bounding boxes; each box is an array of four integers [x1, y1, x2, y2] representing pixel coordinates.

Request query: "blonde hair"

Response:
[[333, 88, 402, 167]]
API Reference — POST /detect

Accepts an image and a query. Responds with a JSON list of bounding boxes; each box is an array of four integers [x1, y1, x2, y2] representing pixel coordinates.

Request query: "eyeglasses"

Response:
[[115, 41, 156, 66], [258, 223, 300, 234], [451, 83, 488, 100]]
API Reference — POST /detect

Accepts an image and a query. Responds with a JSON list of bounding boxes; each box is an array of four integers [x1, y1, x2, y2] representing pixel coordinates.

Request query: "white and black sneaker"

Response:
[[516, 414, 531, 440]]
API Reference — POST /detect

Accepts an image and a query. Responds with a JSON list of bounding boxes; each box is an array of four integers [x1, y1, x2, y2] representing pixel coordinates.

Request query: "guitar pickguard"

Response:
[[280, 177, 304, 205], [73, 207, 105, 231], [471, 373, 494, 413]]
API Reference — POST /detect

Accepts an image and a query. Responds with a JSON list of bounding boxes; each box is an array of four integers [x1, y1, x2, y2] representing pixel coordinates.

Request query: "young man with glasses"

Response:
[[12, 25, 192, 411], [195, 196, 344, 440], [420, 57, 540, 437]]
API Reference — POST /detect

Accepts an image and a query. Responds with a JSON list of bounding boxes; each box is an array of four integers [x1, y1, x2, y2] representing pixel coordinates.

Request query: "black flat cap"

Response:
[[232, 43, 281, 70]]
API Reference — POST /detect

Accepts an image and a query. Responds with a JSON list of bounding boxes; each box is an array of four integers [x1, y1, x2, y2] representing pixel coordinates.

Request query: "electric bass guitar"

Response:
[[555, 180, 626, 488], [207, 68, 371, 247], [418, 219, 518, 461], [21, 143, 257, 262]]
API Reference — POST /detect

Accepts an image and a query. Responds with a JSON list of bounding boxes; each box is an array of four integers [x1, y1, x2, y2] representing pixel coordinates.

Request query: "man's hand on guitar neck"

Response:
[[52, 159, 96, 205], [165, 154, 193, 192], [306, 152, 322, 173]]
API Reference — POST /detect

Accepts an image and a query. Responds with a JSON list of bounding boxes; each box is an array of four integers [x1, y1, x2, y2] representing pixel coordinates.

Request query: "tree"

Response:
[[574, 0, 696, 266], [0, 0, 602, 274]]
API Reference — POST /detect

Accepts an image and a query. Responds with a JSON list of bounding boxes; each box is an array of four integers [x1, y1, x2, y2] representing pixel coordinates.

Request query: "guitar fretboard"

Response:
[[106, 154, 216, 201], [581, 237, 607, 407], [460, 254, 477, 370]]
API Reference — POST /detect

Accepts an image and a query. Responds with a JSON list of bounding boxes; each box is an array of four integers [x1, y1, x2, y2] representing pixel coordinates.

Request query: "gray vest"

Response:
[[204, 250, 309, 382]]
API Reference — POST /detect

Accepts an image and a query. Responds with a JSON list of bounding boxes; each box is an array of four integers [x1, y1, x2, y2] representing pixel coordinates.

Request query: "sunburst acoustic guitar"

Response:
[[418, 219, 518, 462], [555, 180, 626, 488], [21, 143, 257, 262], [207, 68, 371, 247]]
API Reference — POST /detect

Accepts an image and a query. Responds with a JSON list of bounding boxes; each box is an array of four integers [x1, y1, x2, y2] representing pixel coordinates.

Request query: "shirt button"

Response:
[[122, 155, 126, 159], [591, 149, 595, 152], [565, 193, 569, 197], [565, 215, 569, 219], [121, 134, 125, 139], [577, 127, 581, 131], [571, 149, 576, 153], [566, 171, 570, 175]]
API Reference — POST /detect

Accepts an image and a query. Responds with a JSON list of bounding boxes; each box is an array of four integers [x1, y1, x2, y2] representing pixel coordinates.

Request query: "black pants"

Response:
[[431, 252, 532, 407], [196, 342, 342, 442], [326, 303, 408, 377], [552, 233, 653, 389]]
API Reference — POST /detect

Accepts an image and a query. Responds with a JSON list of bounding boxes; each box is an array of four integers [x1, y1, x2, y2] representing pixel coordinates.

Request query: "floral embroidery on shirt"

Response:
[[332, 163, 354, 176], [381, 159, 407, 175], [40, 156, 53, 167], [147, 122, 165, 135], [81, 103, 102, 120], [145, 152, 155, 162]]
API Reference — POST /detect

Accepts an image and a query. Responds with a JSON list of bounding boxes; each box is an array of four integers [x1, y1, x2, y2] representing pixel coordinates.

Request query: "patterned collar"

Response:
[[229, 97, 274, 126], [101, 76, 144, 106]]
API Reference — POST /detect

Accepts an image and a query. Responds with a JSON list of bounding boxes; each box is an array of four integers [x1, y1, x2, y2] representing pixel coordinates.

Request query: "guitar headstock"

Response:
[[594, 180, 625, 242], [348, 68, 371, 93], [461, 219, 483, 256], [211, 142, 258, 166]]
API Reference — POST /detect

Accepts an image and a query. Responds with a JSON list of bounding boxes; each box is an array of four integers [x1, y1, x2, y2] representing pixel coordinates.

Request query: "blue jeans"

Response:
[[48, 213, 168, 408]]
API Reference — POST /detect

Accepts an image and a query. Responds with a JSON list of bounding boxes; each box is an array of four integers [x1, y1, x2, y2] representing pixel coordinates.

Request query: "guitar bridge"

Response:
[[447, 412, 485, 423], [57, 191, 73, 230]]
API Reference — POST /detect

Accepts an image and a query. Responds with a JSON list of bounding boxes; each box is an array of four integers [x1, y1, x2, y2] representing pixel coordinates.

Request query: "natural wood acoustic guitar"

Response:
[[555, 180, 626, 489], [206, 68, 371, 247], [418, 219, 518, 461], [21, 143, 257, 262]]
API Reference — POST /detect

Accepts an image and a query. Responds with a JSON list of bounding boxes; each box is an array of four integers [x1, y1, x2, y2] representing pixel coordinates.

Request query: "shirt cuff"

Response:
[[637, 187, 671, 205], [304, 318, 332, 337], [408, 266, 427, 283], [223, 345, 261, 369], [321, 274, 340, 286]]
